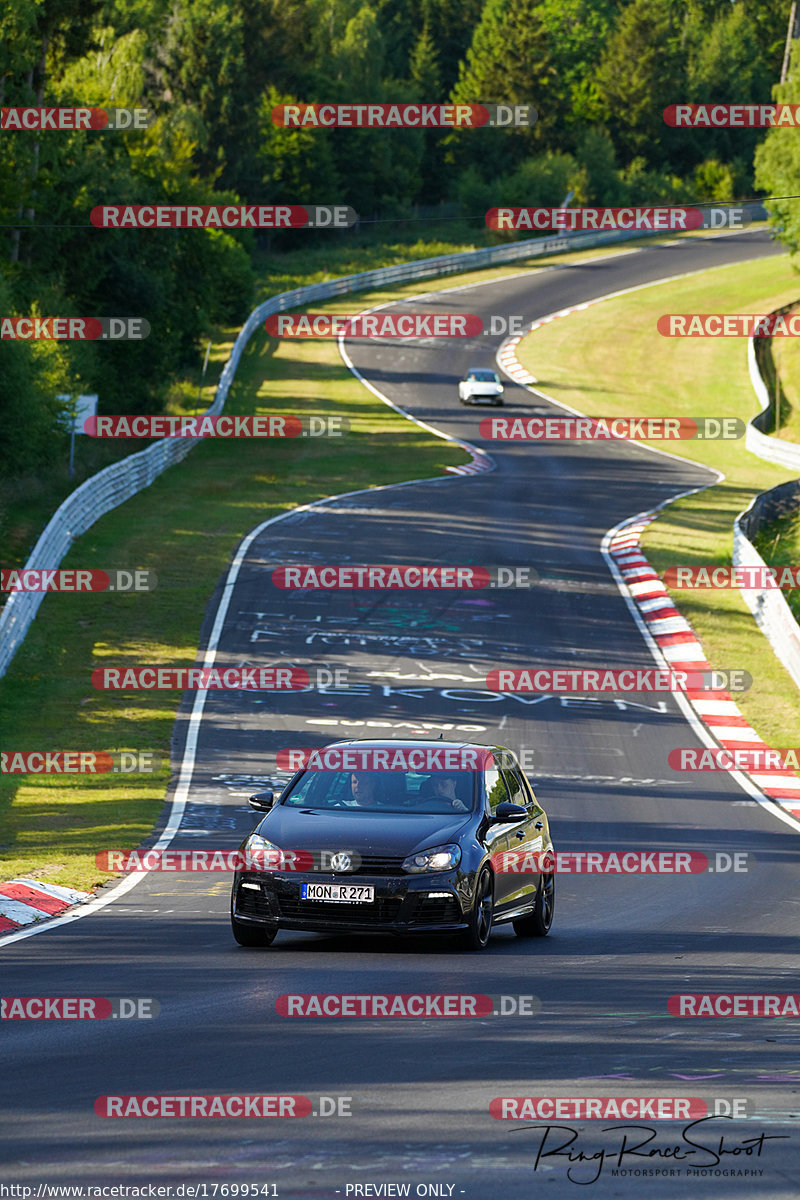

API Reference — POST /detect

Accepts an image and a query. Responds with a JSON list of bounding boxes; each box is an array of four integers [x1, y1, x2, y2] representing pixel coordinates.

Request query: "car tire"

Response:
[[231, 917, 277, 948], [513, 872, 554, 938], [460, 868, 494, 951]]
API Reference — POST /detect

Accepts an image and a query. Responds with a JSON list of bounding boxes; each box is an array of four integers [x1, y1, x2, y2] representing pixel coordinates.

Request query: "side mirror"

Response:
[[248, 790, 274, 812], [494, 801, 527, 823]]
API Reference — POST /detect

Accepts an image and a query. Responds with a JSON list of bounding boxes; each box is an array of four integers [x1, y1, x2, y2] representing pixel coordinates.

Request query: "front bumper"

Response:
[[462, 391, 503, 404], [232, 870, 468, 935]]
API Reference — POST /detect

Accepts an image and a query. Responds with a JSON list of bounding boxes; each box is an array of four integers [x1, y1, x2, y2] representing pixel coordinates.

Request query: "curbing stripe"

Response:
[[0, 878, 91, 929]]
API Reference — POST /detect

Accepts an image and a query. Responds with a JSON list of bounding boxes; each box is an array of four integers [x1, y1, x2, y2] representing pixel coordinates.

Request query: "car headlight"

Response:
[[242, 833, 283, 871], [402, 843, 461, 873]]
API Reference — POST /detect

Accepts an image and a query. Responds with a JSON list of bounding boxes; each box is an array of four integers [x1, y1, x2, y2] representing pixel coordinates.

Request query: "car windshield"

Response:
[[468, 370, 498, 382], [281, 769, 477, 814]]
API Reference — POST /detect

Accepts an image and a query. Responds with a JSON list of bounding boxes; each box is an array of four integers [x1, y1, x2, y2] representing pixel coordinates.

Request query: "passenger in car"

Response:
[[347, 771, 394, 808]]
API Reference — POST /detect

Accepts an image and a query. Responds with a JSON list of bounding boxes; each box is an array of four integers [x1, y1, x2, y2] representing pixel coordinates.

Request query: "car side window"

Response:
[[499, 763, 526, 807], [516, 767, 537, 808], [504, 763, 535, 808], [484, 765, 511, 814]]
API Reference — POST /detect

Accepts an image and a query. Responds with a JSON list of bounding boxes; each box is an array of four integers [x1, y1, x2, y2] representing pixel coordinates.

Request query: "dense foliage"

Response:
[[0, 0, 795, 475]]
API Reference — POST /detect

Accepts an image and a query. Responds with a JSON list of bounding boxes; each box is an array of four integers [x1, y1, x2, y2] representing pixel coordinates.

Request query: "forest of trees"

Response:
[[1, 0, 798, 476]]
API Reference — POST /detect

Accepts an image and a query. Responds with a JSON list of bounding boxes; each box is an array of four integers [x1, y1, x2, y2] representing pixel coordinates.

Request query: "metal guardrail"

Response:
[[0, 216, 746, 679], [734, 319, 800, 690], [733, 482, 800, 691], [745, 328, 800, 469]]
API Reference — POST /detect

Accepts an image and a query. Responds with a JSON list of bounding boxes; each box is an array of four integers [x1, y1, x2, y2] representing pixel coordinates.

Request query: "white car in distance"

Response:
[[458, 367, 504, 406]]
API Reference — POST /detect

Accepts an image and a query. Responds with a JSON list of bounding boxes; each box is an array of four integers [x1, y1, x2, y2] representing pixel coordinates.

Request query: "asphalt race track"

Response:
[[3, 231, 799, 1197]]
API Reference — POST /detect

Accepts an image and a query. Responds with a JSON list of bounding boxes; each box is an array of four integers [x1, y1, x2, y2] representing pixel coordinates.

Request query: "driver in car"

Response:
[[423, 772, 469, 813]]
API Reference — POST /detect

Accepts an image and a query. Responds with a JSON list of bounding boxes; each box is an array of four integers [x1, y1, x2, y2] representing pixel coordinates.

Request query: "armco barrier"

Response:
[[733, 481, 800, 691], [735, 308, 800, 690], [745, 326, 800, 470], [0, 212, 756, 679]]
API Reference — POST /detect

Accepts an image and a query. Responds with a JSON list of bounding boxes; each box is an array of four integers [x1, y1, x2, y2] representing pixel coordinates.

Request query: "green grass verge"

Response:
[[0, 314, 468, 892], [515, 252, 800, 749], [751, 310, 800, 625], [0, 338, 229, 575], [769, 311, 800, 442], [753, 508, 800, 627]]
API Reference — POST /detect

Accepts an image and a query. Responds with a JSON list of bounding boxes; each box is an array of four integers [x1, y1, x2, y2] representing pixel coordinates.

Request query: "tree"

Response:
[[572, 127, 620, 205], [159, 0, 247, 186], [448, 0, 556, 179], [410, 21, 440, 99], [408, 23, 449, 202], [534, 0, 620, 136], [595, 0, 685, 166], [0, 277, 78, 475], [754, 39, 800, 260], [671, 1, 771, 179], [420, 0, 485, 96], [256, 86, 340, 206]]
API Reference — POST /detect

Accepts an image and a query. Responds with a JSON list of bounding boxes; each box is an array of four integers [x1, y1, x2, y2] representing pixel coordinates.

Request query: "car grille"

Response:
[[352, 855, 406, 875], [276, 895, 404, 923]]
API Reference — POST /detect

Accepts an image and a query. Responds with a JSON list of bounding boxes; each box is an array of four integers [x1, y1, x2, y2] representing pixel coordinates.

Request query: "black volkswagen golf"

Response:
[[230, 739, 555, 951]]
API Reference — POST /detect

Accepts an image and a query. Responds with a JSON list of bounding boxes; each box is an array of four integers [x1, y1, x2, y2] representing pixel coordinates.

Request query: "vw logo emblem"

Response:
[[330, 852, 352, 873]]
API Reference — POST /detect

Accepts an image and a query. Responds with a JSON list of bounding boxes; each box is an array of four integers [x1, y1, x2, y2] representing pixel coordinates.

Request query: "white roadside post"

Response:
[[64, 393, 98, 479]]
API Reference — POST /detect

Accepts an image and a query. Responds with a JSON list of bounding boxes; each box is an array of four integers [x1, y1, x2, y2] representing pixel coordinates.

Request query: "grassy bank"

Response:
[[769, 311, 800, 442], [515, 252, 800, 748], [0, 314, 466, 891]]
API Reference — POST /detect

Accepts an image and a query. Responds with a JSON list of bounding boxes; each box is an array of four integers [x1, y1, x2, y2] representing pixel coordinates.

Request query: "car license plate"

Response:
[[300, 883, 374, 903]]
